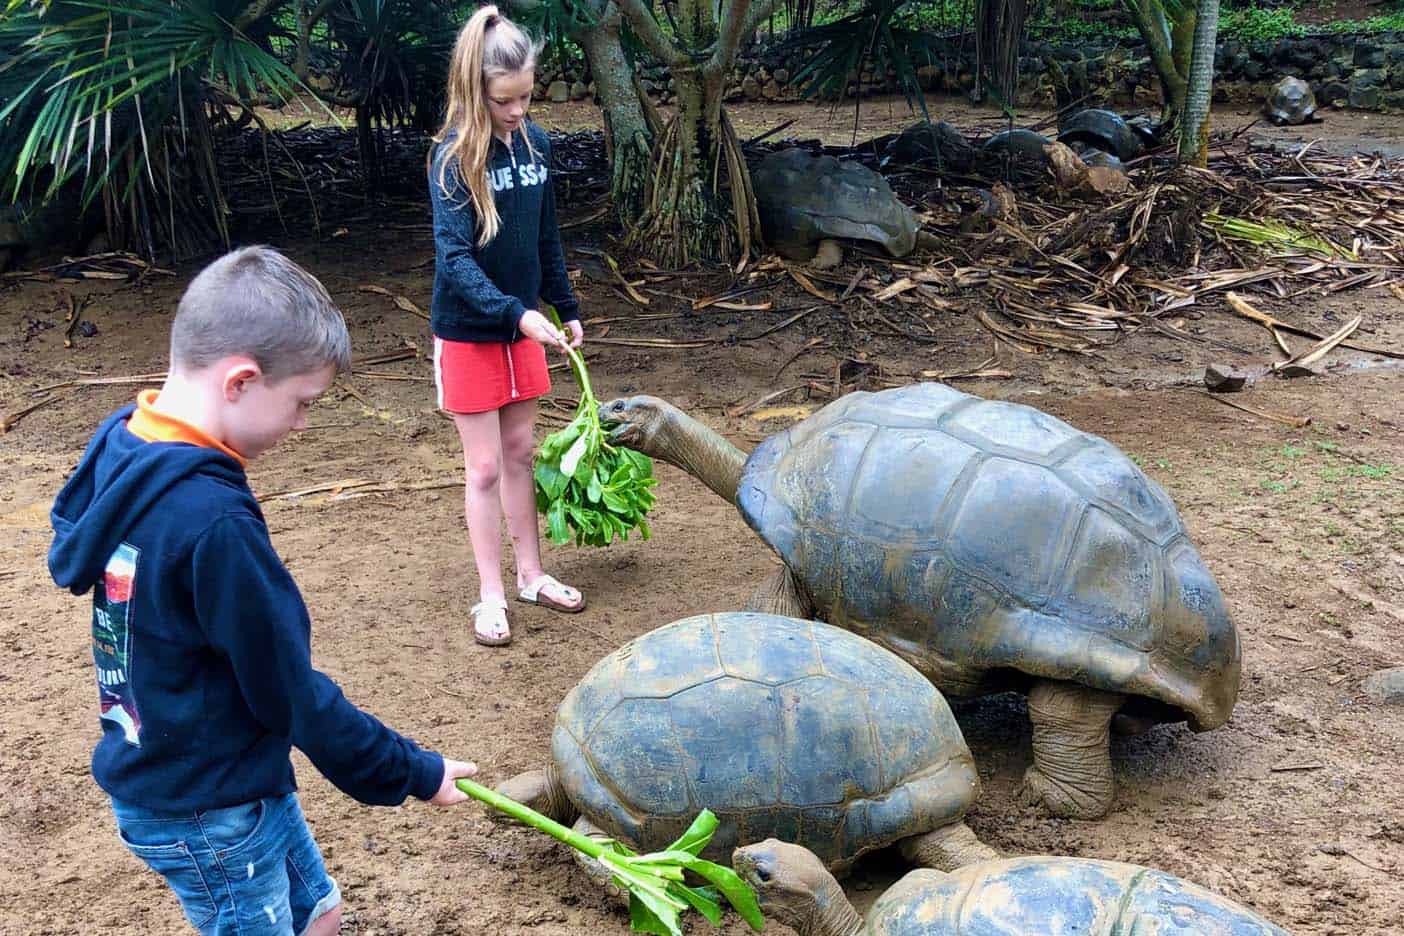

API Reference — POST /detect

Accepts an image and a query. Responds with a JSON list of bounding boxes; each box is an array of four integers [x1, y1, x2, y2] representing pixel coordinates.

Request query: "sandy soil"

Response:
[[1, 101, 1402, 935]]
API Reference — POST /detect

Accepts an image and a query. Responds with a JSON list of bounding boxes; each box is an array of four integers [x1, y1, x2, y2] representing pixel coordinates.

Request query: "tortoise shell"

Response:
[[1267, 77, 1317, 126], [870, 857, 1288, 935], [550, 612, 979, 869], [753, 148, 920, 257], [736, 384, 1240, 729]]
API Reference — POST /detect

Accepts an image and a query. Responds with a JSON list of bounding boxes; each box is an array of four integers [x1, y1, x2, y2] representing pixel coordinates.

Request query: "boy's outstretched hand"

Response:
[[430, 758, 479, 805]]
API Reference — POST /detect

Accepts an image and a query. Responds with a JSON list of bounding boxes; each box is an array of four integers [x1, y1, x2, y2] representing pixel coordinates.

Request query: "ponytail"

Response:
[[434, 6, 542, 247]]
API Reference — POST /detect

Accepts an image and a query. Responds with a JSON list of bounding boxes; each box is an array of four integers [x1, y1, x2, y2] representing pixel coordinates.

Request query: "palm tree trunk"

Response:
[[1177, 0, 1219, 166]]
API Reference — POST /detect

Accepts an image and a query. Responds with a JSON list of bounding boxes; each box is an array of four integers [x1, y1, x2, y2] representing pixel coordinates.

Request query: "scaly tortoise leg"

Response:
[[568, 817, 630, 906], [1019, 679, 1124, 820], [743, 565, 815, 620], [899, 821, 1000, 871]]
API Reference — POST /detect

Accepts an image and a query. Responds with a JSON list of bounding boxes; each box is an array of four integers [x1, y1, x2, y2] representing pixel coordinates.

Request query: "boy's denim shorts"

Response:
[[111, 792, 340, 935]]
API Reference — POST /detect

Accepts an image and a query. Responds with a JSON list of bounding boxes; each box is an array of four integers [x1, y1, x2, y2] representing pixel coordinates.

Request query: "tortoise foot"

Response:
[[1019, 764, 1113, 820]]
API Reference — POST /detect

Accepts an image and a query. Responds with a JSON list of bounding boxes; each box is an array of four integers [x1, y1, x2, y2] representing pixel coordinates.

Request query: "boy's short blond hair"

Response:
[[170, 246, 351, 381]]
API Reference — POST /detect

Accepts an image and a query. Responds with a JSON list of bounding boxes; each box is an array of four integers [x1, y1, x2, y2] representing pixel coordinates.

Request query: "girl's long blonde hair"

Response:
[[434, 6, 541, 247]]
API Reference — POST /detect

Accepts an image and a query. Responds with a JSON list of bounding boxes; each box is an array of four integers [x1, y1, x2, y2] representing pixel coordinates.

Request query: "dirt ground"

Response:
[[2, 99, 1403, 935]]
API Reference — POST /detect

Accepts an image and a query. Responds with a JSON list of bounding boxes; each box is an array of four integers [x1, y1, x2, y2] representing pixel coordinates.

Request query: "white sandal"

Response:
[[517, 574, 587, 614], [471, 599, 511, 647]]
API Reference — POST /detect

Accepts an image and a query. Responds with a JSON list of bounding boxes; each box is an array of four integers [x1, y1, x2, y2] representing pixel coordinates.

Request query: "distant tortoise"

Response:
[[979, 129, 1052, 182], [1056, 108, 1144, 163], [497, 613, 998, 874], [735, 840, 1290, 936], [887, 121, 978, 174], [600, 384, 1240, 819], [1266, 77, 1318, 126], [752, 148, 937, 260]]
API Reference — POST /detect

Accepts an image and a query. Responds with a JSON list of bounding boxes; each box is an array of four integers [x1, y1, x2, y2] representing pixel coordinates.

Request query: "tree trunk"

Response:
[[1122, 0, 1190, 124], [574, 5, 652, 224], [614, 0, 775, 266], [1177, 0, 1219, 166]]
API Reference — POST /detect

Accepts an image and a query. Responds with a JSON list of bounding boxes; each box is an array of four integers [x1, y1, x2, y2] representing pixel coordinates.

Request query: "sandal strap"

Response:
[[471, 600, 510, 637], [520, 574, 578, 602]]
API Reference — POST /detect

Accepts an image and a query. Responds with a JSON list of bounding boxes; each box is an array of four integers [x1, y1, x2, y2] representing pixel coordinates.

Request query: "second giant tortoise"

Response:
[[601, 384, 1241, 819], [752, 148, 932, 259], [497, 612, 996, 873], [735, 840, 1290, 936]]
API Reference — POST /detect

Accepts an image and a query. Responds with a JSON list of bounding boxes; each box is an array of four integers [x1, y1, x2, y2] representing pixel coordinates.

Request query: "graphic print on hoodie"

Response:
[[94, 542, 141, 744]]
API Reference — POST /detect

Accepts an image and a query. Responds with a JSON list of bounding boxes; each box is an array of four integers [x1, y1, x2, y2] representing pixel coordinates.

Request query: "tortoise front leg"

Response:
[[568, 817, 630, 907], [743, 565, 815, 620], [899, 821, 1000, 871], [1019, 680, 1124, 820]]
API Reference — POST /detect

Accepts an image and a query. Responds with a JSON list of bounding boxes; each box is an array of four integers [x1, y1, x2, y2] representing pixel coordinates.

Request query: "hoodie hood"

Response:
[[49, 404, 246, 594]]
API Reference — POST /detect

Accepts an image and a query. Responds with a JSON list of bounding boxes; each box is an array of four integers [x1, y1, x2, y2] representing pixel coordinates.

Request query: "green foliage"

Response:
[[326, 0, 457, 131], [1218, 7, 1302, 41], [457, 781, 764, 936], [778, 0, 951, 119], [534, 308, 657, 548], [0, 1, 307, 206]]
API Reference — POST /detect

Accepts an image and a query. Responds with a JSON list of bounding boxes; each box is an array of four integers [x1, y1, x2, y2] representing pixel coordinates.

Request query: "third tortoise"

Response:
[[735, 839, 1290, 936], [601, 383, 1241, 819]]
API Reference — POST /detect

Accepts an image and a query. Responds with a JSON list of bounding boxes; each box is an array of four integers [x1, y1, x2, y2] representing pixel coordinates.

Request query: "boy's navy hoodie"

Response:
[[48, 402, 443, 812], [429, 120, 580, 342]]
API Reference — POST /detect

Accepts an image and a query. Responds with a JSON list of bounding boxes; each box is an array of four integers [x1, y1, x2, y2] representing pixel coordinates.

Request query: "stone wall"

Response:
[[533, 30, 1404, 113]]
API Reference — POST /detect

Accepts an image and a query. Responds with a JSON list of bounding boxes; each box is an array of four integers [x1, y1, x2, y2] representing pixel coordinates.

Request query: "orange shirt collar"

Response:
[[126, 390, 248, 467]]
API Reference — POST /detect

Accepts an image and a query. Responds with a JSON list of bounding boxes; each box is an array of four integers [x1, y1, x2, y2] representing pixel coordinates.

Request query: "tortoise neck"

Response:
[[543, 762, 577, 824], [803, 878, 864, 936], [657, 410, 746, 505]]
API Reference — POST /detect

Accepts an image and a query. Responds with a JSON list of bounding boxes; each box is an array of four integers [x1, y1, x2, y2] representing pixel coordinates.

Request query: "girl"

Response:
[[430, 6, 585, 647]]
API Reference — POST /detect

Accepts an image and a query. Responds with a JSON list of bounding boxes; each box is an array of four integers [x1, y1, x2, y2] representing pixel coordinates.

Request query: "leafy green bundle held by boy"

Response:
[[47, 247, 478, 936]]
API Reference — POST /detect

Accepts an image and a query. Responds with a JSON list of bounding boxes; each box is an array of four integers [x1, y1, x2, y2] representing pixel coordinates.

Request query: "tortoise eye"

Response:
[[755, 864, 772, 882]]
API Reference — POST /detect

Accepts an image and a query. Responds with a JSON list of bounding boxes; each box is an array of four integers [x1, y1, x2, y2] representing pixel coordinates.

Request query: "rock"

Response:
[[0, 247, 11, 275], [1350, 71, 1384, 110], [1389, 68, 1404, 91], [548, 79, 570, 103], [1363, 667, 1404, 704], [809, 239, 843, 270], [1383, 90, 1404, 111], [1321, 80, 1350, 104], [587, 81, 596, 96], [569, 80, 588, 101], [1204, 364, 1248, 393], [773, 68, 790, 84], [1353, 43, 1385, 69], [741, 75, 762, 100], [762, 79, 781, 100]]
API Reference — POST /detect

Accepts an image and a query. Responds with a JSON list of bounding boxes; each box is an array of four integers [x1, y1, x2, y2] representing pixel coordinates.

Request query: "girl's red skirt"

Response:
[[433, 335, 552, 414]]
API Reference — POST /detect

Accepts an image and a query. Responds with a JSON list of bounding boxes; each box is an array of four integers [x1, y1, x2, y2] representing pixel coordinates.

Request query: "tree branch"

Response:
[[234, 0, 283, 32], [1121, 0, 1185, 108], [712, 0, 780, 73], [615, 0, 689, 67]]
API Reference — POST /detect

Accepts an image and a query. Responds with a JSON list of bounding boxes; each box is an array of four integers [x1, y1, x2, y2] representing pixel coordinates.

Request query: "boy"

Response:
[[48, 246, 478, 935]]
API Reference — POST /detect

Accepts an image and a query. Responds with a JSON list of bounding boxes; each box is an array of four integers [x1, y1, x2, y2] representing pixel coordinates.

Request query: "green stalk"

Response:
[[456, 778, 607, 860]]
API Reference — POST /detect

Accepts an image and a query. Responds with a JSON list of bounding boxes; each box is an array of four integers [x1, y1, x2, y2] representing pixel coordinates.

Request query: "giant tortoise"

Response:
[[600, 384, 1241, 819], [496, 612, 997, 874], [1266, 77, 1318, 126], [752, 148, 936, 260], [734, 840, 1290, 936]]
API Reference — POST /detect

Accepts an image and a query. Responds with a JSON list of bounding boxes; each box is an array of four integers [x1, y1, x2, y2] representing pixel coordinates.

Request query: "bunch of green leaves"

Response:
[[457, 779, 764, 936], [534, 310, 656, 547]]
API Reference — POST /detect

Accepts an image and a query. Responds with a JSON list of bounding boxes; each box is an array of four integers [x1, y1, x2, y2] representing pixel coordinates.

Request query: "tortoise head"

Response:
[[734, 839, 844, 935], [598, 394, 682, 458]]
